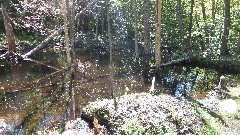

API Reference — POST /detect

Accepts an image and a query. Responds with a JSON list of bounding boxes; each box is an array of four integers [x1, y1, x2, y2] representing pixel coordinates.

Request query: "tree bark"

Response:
[[2, 3, 17, 54], [187, 0, 194, 49], [107, 0, 116, 110], [211, 0, 216, 43], [176, 0, 184, 48], [143, 0, 151, 84], [96, 0, 99, 41], [69, 0, 76, 64], [155, 0, 162, 80], [63, 0, 71, 65], [237, 34, 240, 55], [201, 2, 209, 46], [212, 0, 215, 23], [133, 0, 139, 59], [220, 0, 231, 56]]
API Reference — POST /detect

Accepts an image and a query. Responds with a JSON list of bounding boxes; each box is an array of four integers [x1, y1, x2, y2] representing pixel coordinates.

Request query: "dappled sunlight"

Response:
[[0, 0, 239, 134]]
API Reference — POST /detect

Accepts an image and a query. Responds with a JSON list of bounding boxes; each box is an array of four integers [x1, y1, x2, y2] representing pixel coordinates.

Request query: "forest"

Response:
[[0, 0, 240, 134]]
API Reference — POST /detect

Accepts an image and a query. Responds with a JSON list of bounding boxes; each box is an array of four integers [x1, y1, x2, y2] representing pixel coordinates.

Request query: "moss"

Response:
[[195, 107, 220, 135], [118, 121, 175, 135]]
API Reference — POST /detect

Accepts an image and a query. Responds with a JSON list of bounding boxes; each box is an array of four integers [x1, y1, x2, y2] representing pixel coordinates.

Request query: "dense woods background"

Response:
[[0, 0, 239, 68], [0, 0, 240, 134]]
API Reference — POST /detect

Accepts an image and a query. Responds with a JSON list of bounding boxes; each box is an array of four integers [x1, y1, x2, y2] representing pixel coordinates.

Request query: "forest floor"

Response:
[[60, 86, 240, 135]]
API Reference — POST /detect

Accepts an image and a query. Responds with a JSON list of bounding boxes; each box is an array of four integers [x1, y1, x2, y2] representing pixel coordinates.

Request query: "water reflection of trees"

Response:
[[161, 66, 222, 98]]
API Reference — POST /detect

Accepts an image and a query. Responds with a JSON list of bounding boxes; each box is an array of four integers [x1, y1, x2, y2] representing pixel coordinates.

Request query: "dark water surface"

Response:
[[0, 49, 239, 134]]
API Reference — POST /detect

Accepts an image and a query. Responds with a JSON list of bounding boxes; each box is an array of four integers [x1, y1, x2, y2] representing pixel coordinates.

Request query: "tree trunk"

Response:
[[237, 34, 240, 55], [133, 0, 139, 59], [201, 2, 209, 46], [107, 0, 116, 110], [176, 0, 184, 49], [155, 0, 162, 80], [63, 0, 71, 65], [2, 3, 16, 54], [96, 0, 99, 41], [62, 0, 77, 121], [69, 0, 76, 63], [220, 0, 231, 56], [69, 0, 76, 120], [187, 0, 194, 49], [212, 0, 215, 23], [211, 0, 216, 43], [143, 0, 151, 84]]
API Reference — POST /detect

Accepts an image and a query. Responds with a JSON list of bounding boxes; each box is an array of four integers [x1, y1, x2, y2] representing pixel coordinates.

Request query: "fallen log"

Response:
[[22, 0, 97, 59], [22, 28, 64, 58], [161, 56, 190, 67], [161, 56, 240, 74]]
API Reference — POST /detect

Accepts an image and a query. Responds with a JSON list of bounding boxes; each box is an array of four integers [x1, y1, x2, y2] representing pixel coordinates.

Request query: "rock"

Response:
[[0, 119, 13, 134], [62, 118, 92, 135]]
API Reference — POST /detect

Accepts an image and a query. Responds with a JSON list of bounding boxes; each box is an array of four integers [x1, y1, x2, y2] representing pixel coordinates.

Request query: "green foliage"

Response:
[[118, 121, 175, 135], [198, 125, 219, 135], [0, 33, 7, 45], [37, 129, 61, 135], [15, 33, 45, 45], [195, 106, 219, 135]]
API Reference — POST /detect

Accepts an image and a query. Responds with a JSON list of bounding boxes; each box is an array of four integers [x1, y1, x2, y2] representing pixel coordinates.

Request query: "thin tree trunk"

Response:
[[237, 35, 240, 55], [2, 3, 16, 54], [211, 0, 216, 43], [155, 0, 162, 80], [176, 0, 184, 49], [63, 0, 71, 65], [69, 0, 76, 61], [187, 0, 194, 50], [96, 0, 99, 41], [107, 0, 116, 110], [220, 0, 231, 56], [63, 0, 77, 121], [70, 0, 76, 120], [201, 2, 209, 45], [133, 0, 139, 59], [143, 0, 151, 84], [212, 0, 215, 23]]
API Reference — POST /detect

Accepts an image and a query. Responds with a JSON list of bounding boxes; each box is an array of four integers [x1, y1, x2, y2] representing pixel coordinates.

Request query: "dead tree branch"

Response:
[[22, 0, 97, 59]]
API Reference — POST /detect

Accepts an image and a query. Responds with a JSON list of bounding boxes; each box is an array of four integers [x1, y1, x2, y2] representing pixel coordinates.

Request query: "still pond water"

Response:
[[0, 49, 239, 134]]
